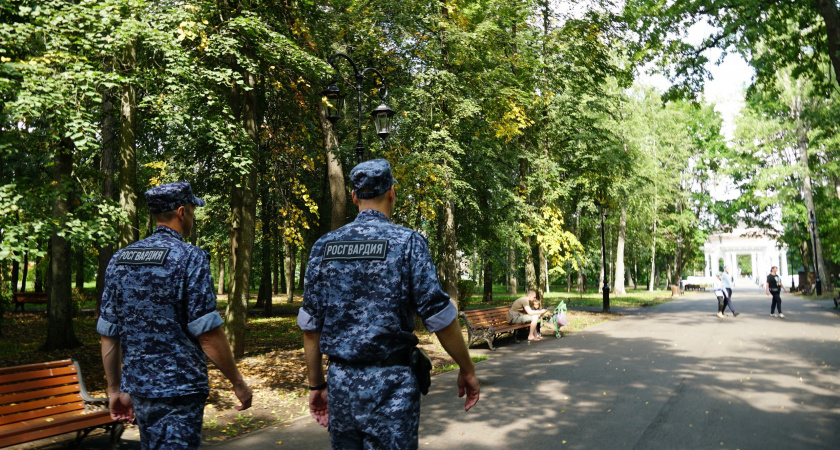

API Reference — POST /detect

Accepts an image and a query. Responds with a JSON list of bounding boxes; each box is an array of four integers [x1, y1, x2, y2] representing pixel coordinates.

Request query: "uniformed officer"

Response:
[[298, 159, 480, 449], [98, 182, 252, 449]]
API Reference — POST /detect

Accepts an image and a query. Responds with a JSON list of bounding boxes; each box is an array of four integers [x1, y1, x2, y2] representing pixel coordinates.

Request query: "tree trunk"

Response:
[[482, 255, 493, 302], [794, 99, 830, 292], [285, 238, 295, 303], [817, 0, 840, 90], [508, 245, 517, 294], [442, 199, 459, 311], [225, 69, 260, 359], [10, 258, 19, 293], [117, 40, 139, 249], [257, 183, 272, 314], [45, 139, 81, 350], [34, 251, 44, 293], [538, 244, 547, 298], [613, 205, 627, 295], [20, 252, 28, 292], [272, 223, 280, 295], [319, 103, 347, 231], [523, 236, 537, 293], [648, 216, 657, 291], [297, 246, 306, 291], [96, 79, 117, 318], [217, 255, 225, 295], [74, 247, 84, 291]]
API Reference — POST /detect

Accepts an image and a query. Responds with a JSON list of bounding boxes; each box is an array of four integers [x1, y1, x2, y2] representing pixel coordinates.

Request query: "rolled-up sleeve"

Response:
[[299, 243, 325, 332], [98, 258, 120, 337], [184, 247, 219, 325], [407, 233, 453, 328], [422, 301, 457, 333], [96, 317, 119, 337], [188, 311, 223, 337], [297, 307, 321, 331]]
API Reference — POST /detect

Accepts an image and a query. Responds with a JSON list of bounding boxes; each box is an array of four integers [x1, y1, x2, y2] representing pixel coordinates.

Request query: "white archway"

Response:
[[699, 225, 789, 285]]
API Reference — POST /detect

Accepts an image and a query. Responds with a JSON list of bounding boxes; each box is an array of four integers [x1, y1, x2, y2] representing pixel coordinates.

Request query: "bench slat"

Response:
[[0, 410, 114, 447], [0, 401, 86, 426], [0, 393, 83, 417], [0, 374, 80, 396], [0, 359, 121, 449], [0, 360, 74, 376], [0, 366, 78, 384], [0, 385, 81, 405]]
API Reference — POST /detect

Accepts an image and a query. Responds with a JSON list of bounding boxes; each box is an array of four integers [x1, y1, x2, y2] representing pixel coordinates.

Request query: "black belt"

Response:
[[329, 350, 412, 367]]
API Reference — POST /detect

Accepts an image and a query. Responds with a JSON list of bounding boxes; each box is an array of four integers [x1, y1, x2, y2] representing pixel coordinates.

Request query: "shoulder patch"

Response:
[[115, 247, 171, 266], [323, 240, 388, 261]]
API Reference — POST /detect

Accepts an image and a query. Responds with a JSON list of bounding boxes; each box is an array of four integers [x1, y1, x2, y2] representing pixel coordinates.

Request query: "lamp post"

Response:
[[809, 210, 822, 296], [320, 53, 395, 164], [676, 235, 682, 293], [594, 198, 610, 313]]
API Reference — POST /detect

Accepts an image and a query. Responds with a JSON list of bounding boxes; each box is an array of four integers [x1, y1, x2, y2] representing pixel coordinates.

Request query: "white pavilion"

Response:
[[695, 225, 790, 285]]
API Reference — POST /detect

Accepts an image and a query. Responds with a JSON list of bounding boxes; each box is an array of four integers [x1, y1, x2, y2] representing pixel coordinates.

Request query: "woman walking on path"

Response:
[[766, 266, 788, 318]]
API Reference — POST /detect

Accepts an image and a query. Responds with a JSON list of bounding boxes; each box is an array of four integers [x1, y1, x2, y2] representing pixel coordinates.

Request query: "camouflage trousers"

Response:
[[328, 362, 421, 449], [131, 393, 207, 450]]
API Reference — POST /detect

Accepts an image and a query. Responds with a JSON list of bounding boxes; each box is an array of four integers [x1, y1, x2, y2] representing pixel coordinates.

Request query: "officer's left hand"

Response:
[[233, 381, 253, 411], [309, 388, 329, 427], [458, 370, 480, 412]]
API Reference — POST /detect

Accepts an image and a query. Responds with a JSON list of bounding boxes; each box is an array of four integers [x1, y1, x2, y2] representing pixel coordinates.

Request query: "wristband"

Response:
[[309, 382, 328, 391]]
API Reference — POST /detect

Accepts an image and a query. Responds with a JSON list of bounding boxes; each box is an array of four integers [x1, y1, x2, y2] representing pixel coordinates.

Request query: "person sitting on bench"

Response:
[[506, 290, 550, 341]]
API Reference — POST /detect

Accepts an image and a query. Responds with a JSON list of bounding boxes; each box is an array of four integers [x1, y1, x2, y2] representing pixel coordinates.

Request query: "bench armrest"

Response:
[[72, 359, 110, 404]]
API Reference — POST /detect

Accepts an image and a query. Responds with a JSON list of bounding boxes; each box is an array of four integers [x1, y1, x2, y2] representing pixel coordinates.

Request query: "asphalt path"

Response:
[[215, 286, 840, 449], [33, 286, 839, 449]]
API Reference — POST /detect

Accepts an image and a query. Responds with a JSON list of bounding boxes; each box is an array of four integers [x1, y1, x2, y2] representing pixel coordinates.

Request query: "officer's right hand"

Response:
[[233, 381, 253, 411], [458, 370, 480, 412], [309, 389, 329, 427]]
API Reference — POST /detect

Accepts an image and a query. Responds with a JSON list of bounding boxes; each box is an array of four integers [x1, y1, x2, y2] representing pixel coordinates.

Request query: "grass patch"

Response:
[[462, 288, 680, 310]]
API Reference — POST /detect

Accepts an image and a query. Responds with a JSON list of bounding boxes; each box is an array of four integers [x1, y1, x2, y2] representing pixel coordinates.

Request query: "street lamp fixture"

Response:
[[321, 53, 395, 163], [593, 198, 610, 313], [809, 210, 822, 296]]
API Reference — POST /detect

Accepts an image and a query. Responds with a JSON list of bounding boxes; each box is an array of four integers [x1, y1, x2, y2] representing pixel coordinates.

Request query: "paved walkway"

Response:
[[31, 287, 839, 449], [215, 287, 840, 449]]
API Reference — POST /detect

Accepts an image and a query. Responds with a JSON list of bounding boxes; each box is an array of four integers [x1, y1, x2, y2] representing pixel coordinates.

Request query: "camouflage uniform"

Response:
[[298, 159, 456, 449], [97, 182, 220, 449]]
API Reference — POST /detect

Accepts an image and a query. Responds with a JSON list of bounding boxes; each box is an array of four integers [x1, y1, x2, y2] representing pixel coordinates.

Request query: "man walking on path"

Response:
[[298, 159, 479, 449], [766, 265, 788, 318], [722, 265, 738, 316], [98, 182, 252, 449]]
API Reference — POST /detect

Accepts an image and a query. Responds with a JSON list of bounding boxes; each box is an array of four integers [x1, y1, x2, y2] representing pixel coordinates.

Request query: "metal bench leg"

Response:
[[484, 336, 496, 351], [110, 422, 125, 449], [71, 428, 93, 448]]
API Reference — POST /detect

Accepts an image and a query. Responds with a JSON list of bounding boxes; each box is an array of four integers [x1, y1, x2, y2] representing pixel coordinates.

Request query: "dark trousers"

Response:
[[725, 288, 735, 313], [717, 296, 726, 313], [771, 292, 782, 314], [131, 393, 207, 450]]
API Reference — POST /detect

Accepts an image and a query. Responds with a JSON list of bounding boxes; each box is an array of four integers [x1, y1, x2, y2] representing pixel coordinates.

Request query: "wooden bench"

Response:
[[0, 359, 124, 449], [12, 292, 47, 311], [460, 306, 532, 351]]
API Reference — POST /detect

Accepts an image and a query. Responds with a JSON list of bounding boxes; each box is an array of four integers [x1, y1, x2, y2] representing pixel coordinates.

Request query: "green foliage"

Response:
[[456, 279, 476, 311]]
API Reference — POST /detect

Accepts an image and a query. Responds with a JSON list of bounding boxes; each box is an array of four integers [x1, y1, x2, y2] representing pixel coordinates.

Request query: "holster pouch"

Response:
[[410, 347, 432, 395]]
